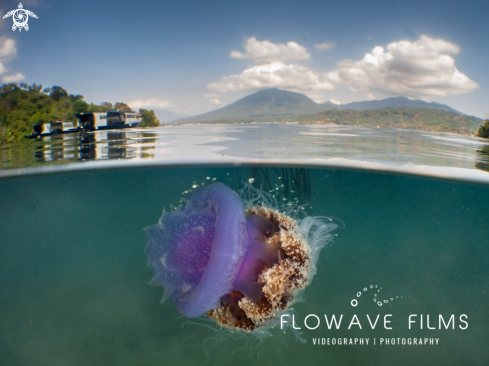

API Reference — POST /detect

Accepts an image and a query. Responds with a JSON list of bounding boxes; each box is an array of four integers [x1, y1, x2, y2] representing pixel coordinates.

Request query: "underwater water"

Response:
[[1, 165, 488, 366]]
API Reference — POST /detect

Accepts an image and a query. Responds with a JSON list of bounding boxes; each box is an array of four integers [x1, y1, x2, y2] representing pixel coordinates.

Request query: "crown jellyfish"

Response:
[[144, 182, 339, 334]]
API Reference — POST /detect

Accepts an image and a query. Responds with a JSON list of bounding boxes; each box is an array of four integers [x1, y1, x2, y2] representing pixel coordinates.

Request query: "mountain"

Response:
[[336, 96, 461, 114], [173, 89, 465, 124], [174, 89, 336, 124]]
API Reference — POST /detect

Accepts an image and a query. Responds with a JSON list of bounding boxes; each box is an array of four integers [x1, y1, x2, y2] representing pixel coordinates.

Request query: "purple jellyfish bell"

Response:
[[144, 182, 249, 318]]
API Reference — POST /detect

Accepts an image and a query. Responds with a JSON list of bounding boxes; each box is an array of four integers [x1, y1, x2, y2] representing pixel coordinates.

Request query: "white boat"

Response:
[[77, 111, 142, 130], [31, 121, 78, 137]]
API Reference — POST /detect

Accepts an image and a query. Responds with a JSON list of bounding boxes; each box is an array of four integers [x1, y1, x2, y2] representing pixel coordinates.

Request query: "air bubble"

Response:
[[351, 299, 358, 307], [377, 302, 382, 306], [248, 178, 255, 183], [357, 292, 361, 297], [192, 184, 198, 188], [363, 288, 367, 291], [383, 300, 388, 303]]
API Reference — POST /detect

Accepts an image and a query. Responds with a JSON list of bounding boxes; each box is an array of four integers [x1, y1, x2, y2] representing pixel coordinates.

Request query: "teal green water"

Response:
[[0, 167, 488, 365]]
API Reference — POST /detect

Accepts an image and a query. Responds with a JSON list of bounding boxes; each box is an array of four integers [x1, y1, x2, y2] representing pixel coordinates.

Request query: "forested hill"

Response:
[[292, 109, 483, 135], [205, 108, 484, 135], [173, 88, 464, 124], [0, 83, 159, 144]]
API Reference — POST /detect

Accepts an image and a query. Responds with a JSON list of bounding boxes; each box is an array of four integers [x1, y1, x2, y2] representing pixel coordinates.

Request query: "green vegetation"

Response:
[[0, 83, 159, 144], [476, 120, 489, 138], [139, 109, 160, 127], [202, 108, 483, 135]]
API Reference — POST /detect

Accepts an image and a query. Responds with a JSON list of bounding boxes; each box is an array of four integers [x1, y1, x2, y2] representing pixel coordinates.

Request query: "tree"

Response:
[[72, 100, 89, 114], [476, 120, 489, 138], [139, 109, 160, 127], [99, 102, 113, 111], [115, 102, 132, 112], [49, 86, 68, 101]]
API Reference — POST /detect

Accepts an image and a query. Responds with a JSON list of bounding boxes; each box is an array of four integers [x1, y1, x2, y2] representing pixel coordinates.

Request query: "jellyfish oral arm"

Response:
[[231, 215, 285, 303]]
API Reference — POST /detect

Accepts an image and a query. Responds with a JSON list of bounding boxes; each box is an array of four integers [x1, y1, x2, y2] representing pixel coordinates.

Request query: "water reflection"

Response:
[[79, 133, 96, 160], [4, 129, 157, 167], [78, 131, 139, 161], [475, 144, 489, 173], [34, 134, 76, 162], [1, 125, 489, 183]]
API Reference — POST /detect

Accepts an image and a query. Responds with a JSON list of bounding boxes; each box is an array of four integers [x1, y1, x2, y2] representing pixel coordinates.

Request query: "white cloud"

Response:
[[2, 72, 25, 83], [0, 37, 17, 60], [209, 98, 221, 104], [128, 98, 172, 110], [230, 37, 310, 64], [207, 61, 334, 98], [329, 98, 341, 105], [314, 41, 336, 52], [208, 35, 478, 105], [0, 37, 21, 80], [327, 35, 478, 97]]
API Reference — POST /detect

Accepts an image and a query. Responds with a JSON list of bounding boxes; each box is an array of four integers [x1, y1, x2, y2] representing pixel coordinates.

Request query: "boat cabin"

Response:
[[31, 121, 77, 137], [77, 111, 142, 130], [76, 112, 108, 130]]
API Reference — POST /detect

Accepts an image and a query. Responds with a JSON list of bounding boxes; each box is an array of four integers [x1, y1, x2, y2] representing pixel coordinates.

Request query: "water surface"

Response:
[[2, 124, 489, 184]]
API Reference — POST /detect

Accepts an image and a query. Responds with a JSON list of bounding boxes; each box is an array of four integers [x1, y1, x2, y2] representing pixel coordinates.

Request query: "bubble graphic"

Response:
[[351, 284, 401, 308]]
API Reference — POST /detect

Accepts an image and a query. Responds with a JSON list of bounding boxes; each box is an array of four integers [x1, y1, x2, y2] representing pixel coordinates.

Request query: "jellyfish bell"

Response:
[[144, 182, 248, 318], [144, 181, 340, 336]]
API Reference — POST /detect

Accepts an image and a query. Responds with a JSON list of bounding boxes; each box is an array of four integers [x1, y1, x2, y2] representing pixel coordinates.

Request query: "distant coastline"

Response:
[[1, 84, 487, 144]]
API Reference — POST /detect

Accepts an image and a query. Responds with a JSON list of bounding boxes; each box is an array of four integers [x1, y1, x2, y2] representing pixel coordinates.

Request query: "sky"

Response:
[[0, 0, 488, 120]]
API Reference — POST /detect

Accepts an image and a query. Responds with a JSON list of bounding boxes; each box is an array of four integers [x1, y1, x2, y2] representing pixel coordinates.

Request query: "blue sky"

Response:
[[0, 0, 488, 119]]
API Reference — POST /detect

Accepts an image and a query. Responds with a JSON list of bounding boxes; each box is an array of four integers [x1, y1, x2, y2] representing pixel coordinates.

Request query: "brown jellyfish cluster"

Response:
[[207, 206, 313, 332]]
